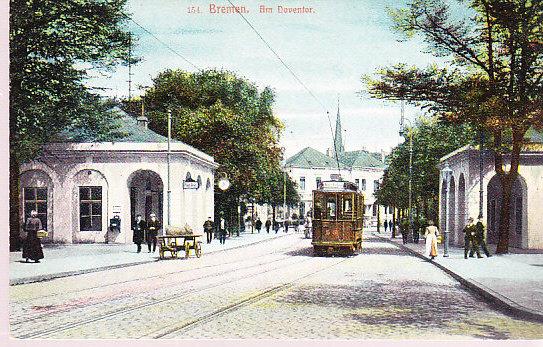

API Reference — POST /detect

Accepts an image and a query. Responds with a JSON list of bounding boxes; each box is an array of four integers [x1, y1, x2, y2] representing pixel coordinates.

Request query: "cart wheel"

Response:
[[185, 241, 190, 258], [195, 242, 202, 258], [159, 250, 164, 259]]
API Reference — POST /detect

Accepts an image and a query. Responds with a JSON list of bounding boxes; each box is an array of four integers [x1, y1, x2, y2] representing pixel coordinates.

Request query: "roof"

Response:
[[54, 107, 179, 144], [285, 147, 385, 169]]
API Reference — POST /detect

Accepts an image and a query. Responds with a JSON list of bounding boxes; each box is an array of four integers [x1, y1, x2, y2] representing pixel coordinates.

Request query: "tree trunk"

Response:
[[494, 128, 524, 254], [10, 155, 21, 251], [392, 205, 396, 238]]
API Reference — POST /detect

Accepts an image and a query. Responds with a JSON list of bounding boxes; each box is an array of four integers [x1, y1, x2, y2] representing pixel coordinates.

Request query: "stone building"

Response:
[[18, 108, 218, 244], [439, 130, 543, 249]]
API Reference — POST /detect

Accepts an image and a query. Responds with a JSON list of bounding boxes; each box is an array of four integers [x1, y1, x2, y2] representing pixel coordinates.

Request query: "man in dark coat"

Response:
[[22, 210, 44, 263], [463, 217, 482, 259], [132, 215, 146, 253], [219, 217, 227, 244], [255, 218, 262, 233], [203, 217, 214, 244], [265, 219, 271, 233], [470, 217, 491, 257], [146, 213, 161, 253], [400, 218, 409, 244]]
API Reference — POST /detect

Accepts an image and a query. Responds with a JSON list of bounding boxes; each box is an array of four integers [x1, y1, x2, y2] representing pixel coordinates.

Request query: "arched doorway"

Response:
[[128, 170, 164, 225], [448, 176, 456, 236], [20, 170, 54, 241], [486, 174, 527, 247], [456, 174, 466, 244]]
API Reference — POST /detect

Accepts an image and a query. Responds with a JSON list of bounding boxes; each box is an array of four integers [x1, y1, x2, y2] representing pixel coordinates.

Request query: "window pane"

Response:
[[79, 187, 90, 200], [24, 188, 36, 201], [80, 203, 90, 216], [91, 216, 102, 231], [38, 215, 47, 231], [36, 188, 47, 200], [80, 216, 92, 231], [327, 198, 336, 219], [92, 203, 102, 216], [37, 202, 47, 214], [91, 187, 102, 200], [24, 202, 35, 219]]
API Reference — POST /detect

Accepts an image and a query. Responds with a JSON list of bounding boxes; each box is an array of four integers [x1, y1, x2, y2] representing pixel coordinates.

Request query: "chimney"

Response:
[[136, 115, 149, 129]]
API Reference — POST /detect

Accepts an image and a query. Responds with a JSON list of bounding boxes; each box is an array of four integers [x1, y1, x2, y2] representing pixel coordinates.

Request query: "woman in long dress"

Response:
[[22, 210, 44, 263], [424, 220, 439, 260]]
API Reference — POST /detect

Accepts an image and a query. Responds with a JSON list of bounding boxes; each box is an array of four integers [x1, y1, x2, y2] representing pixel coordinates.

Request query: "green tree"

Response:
[[364, 0, 543, 253], [140, 69, 299, 221], [10, 0, 133, 249], [376, 117, 475, 223]]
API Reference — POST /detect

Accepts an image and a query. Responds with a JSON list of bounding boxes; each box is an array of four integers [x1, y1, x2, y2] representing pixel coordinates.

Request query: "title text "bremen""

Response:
[[209, 4, 249, 14]]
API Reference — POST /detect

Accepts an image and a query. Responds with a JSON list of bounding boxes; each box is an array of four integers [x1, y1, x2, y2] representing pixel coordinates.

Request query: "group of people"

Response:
[[131, 213, 162, 253], [395, 216, 492, 260], [202, 216, 228, 244]]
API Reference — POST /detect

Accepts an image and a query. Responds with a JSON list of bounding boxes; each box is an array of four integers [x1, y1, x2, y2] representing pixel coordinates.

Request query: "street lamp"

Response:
[[441, 163, 453, 257]]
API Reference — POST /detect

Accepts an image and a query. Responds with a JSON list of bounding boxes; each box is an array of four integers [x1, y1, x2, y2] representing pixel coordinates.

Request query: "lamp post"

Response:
[[166, 109, 172, 232], [441, 164, 453, 257]]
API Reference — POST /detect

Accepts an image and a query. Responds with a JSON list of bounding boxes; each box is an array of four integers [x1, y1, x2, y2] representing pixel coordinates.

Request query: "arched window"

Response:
[[186, 172, 192, 180], [206, 178, 211, 190]]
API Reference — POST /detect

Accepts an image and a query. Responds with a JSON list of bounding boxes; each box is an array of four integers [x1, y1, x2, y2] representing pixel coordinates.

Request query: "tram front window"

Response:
[[326, 198, 337, 219]]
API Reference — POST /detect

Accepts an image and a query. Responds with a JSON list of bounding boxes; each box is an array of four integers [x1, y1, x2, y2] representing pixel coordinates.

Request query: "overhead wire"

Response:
[[225, 0, 342, 175]]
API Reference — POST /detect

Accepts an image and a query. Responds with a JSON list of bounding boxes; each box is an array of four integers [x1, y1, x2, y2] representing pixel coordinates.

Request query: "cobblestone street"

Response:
[[9, 234, 543, 340]]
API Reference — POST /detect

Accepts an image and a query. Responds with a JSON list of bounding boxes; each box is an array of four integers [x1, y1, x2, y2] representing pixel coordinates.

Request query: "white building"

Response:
[[284, 107, 386, 225], [18, 108, 218, 244], [439, 131, 543, 249]]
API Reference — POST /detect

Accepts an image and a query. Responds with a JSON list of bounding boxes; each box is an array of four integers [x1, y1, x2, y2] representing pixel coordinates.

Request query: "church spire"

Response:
[[333, 98, 344, 157]]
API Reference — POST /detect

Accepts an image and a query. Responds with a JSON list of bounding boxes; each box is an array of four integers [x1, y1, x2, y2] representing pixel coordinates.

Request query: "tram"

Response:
[[312, 180, 364, 256]]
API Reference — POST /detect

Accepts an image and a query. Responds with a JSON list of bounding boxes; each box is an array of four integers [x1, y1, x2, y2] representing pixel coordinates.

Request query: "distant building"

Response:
[[439, 129, 543, 249], [284, 106, 386, 225], [18, 108, 218, 244]]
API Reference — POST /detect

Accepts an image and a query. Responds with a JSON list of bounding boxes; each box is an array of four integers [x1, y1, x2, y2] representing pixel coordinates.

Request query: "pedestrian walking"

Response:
[[384, 219, 388, 232], [471, 217, 491, 257], [265, 218, 271, 233], [255, 218, 262, 233], [219, 217, 227, 244], [203, 217, 214, 244], [146, 213, 161, 253], [273, 220, 279, 234], [463, 217, 482, 259], [284, 219, 289, 233], [22, 210, 44, 263], [424, 220, 439, 260], [304, 216, 312, 239], [400, 218, 409, 244], [132, 214, 146, 253]]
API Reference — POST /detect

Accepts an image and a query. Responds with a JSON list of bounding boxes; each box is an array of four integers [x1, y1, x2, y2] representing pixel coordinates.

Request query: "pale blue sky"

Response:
[[88, 0, 443, 158]]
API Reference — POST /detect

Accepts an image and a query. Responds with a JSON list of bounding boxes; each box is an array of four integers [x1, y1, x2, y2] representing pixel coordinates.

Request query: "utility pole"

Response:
[[283, 171, 287, 221], [128, 35, 132, 102], [167, 109, 172, 231]]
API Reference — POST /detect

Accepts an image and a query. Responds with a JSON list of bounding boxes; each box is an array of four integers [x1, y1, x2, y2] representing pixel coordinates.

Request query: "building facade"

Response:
[[439, 136, 543, 249], [284, 107, 386, 225], [18, 108, 218, 244]]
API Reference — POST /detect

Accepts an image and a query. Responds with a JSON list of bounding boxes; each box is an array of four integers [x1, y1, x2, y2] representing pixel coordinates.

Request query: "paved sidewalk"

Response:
[[373, 230, 543, 322], [9, 228, 297, 285]]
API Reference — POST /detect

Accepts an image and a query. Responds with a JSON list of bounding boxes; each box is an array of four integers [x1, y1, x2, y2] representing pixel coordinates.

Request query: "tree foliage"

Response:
[[140, 69, 300, 215], [364, 0, 543, 253], [376, 117, 475, 220], [10, 0, 133, 162]]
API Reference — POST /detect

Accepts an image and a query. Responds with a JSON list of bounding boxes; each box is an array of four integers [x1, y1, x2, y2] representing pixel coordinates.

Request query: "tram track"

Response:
[[11, 235, 309, 304], [147, 256, 354, 339], [11, 238, 310, 327], [14, 247, 317, 339]]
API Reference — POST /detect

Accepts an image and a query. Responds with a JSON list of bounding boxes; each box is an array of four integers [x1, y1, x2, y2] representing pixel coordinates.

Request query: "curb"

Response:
[[10, 232, 293, 286], [373, 233, 543, 323]]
